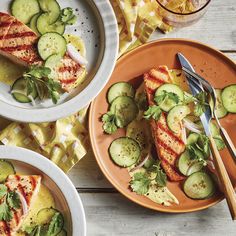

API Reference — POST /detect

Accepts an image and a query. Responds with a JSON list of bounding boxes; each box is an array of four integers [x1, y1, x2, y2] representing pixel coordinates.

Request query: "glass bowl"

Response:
[[156, 0, 211, 27]]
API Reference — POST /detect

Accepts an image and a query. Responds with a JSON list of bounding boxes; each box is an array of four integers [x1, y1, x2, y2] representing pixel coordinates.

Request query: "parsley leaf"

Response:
[[0, 184, 7, 199], [214, 135, 226, 151], [197, 134, 210, 158], [130, 172, 151, 195], [60, 8, 77, 25], [154, 90, 179, 105], [102, 111, 118, 134], [6, 191, 21, 210], [193, 92, 209, 117], [0, 201, 12, 221], [23, 65, 62, 104], [148, 161, 167, 187], [143, 105, 162, 120], [47, 212, 64, 236]]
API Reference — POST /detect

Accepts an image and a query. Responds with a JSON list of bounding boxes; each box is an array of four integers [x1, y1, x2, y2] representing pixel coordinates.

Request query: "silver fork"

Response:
[[182, 66, 236, 161]]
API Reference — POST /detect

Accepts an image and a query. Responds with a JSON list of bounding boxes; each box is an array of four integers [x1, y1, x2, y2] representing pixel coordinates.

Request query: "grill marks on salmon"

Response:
[[0, 12, 86, 92], [0, 175, 41, 235], [144, 66, 185, 181], [0, 12, 39, 66]]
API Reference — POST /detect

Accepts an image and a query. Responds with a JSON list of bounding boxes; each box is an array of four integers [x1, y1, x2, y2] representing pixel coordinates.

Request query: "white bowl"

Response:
[[0, 0, 118, 122], [0, 146, 86, 236]]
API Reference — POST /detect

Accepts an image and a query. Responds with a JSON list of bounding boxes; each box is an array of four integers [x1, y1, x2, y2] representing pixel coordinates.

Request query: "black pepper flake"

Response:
[[74, 29, 77, 32], [75, 8, 79, 12], [81, 22, 84, 25], [95, 44, 98, 48]]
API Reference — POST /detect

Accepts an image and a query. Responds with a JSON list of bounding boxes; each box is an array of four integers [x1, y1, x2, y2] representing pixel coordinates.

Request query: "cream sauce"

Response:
[[16, 184, 55, 235], [0, 55, 25, 85]]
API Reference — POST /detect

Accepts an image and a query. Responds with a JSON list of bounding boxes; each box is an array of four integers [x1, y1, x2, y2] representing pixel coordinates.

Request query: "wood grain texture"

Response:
[[150, 0, 236, 50], [79, 193, 236, 236]]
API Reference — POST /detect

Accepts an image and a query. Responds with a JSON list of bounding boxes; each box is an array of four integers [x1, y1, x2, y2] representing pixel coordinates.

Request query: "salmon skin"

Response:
[[0, 12, 85, 92], [144, 66, 185, 181], [0, 175, 41, 236]]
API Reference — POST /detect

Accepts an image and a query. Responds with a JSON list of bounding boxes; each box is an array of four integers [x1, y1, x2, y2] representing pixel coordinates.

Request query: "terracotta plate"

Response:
[[89, 39, 236, 213]]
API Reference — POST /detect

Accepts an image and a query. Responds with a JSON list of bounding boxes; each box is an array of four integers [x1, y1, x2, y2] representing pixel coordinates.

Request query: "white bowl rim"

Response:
[[0, 146, 86, 236], [0, 0, 118, 123]]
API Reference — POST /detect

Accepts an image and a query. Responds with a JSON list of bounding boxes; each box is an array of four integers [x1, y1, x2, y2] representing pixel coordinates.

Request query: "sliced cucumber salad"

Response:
[[103, 69, 236, 205], [222, 85, 236, 113], [107, 82, 135, 104], [38, 32, 67, 60], [109, 137, 141, 167], [183, 172, 215, 199], [155, 84, 184, 111]]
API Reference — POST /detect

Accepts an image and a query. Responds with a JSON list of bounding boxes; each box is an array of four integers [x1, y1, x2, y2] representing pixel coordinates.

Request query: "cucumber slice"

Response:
[[107, 82, 135, 104], [36, 208, 59, 225], [215, 89, 228, 118], [11, 0, 40, 24], [167, 105, 191, 133], [187, 133, 200, 145], [109, 137, 140, 167], [222, 85, 236, 113], [11, 77, 38, 103], [126, 119, 151, 155], [177, 151, 203, 176], [155, 84, 184, 112], [183, 172, 215, 199], [37, 14, 65, 35], [110, 96, 139, 128], [38, 33, 67, 60], [45, 54, 62, 79], [38, 0, 61, 23], [29, 13, 41, 35], [0, 160, 15, 183]]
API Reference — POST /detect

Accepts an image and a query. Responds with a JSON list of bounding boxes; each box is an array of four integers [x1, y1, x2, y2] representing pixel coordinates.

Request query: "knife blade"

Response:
[[177, 53, 211, 135]]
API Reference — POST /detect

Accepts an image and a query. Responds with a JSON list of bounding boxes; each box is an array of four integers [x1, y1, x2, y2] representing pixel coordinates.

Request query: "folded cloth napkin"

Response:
[[0, 0, 170, 172]]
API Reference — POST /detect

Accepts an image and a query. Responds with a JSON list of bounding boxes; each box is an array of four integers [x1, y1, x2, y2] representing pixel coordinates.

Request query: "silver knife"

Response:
[[177, 53, 236, 220], [177, 53, 212, 136]]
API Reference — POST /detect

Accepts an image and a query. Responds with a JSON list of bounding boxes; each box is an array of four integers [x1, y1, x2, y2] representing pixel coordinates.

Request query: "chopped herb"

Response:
[[0, 184, 7, 199], [0, 189, 21, 222], [60, 7, 77, 25], [6, 191, 21, 210], [130, 172, 151, 195], [0, 201, 12, 221], [102, 111, 118, 134], [154, 90, 179, 105], [23, 65, 62, 104], [197, 134, 210, 158], [47, 212, 64, 236], [193, 92, 209, 117], [143, 105, 162, 121], [148, 161, 167, 187], [214, 135, 226, 151]]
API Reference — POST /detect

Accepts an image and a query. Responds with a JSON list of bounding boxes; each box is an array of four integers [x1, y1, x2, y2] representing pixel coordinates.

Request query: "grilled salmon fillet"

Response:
[[0, 12, 85, 92], [144, 66, 185, 181], [0, 175, 41, 235]]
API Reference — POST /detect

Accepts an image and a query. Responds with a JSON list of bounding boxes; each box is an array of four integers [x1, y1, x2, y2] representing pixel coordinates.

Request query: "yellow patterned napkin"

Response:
[[0, 0, 170, 172], [0, 108, 90, 173], [110, 0, 172, 56]]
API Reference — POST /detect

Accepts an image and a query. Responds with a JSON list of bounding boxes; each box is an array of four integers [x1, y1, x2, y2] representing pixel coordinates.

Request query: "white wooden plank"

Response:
[[80, 193, 236, 236], [150, 0, 236, 50], [68, 149, 112, 188]]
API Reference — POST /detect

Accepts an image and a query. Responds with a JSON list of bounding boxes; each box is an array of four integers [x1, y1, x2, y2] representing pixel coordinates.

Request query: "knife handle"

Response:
[[209, 135, 236, 220], [219, 127, 236, 162]]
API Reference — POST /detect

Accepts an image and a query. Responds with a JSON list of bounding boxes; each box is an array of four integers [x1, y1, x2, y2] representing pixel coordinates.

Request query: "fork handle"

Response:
[[219, 127, 236, 162], [209, 135, 236, 220]]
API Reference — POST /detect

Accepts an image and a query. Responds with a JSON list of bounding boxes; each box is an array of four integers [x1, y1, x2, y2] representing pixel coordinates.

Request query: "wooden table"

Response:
[[69, 1, 236, 235]]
